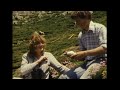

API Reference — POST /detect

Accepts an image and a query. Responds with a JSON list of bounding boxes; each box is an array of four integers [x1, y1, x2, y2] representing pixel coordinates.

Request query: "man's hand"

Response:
[[70, 51, 87, 60], [63, 51, 76, 57]]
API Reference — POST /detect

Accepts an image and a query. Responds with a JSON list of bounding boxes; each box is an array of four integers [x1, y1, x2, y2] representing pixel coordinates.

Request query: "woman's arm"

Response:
[[21, 54, 47, 75], [47, 53, 70, 74], [20, 54, 38, 76]]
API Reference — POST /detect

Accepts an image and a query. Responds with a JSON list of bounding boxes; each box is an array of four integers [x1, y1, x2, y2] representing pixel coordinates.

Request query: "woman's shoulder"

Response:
[[22, 52, 29, 58], [44, 52, 53, 56], [44, 52, 56, 61], [44, 52, 56, 58], [23, 52, 28, 56]]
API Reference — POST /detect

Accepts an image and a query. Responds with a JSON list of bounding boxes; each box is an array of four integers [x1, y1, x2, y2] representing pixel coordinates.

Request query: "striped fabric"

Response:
[[78, 21, 107, 60]]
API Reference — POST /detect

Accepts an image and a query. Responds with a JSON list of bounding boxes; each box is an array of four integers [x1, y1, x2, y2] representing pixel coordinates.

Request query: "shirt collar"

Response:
[[82, 21, 95, 33], [89, 21, 95, 31]]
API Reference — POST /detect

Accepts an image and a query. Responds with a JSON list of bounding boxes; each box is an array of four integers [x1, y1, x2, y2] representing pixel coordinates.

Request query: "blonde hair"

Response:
[[28, 31, 46, 56]]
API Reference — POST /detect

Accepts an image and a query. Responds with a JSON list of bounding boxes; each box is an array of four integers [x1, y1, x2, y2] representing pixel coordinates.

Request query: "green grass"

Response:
[[12, 11, 107, 76]]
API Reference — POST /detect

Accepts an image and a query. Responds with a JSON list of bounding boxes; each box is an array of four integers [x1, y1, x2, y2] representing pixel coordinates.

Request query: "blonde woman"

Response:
[[21, 31, 70, 79]]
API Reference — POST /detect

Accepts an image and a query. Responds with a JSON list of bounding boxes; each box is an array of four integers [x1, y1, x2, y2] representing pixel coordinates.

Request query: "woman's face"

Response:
[[34, 43, 45, 54]]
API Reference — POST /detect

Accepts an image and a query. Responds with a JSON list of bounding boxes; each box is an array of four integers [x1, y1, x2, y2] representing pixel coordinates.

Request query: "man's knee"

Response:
[[87, 63, 101, 71], [80, 63, 101, 79]]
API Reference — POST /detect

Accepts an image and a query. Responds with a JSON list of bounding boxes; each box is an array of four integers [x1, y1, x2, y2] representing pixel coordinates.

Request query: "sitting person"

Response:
[[21, 31, 70, 79], [59, 11, 107, 79]]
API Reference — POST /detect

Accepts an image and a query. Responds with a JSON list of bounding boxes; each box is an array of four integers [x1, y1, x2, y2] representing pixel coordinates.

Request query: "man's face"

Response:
[[75, 18, 90, 30]]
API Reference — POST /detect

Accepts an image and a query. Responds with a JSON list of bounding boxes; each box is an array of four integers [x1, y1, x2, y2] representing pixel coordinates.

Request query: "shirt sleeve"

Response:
[[99, 25, 107, 49], [20, 54, 38, 76], [48, 53, 70, 73], [78, 32, 85, 51]]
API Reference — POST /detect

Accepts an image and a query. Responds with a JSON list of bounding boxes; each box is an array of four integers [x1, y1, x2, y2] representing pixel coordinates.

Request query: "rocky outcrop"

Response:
[[12, 11, 73, 25]]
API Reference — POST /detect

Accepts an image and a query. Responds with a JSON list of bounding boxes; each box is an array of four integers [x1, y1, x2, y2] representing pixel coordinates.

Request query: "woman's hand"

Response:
[[36, 56, 48, 64]]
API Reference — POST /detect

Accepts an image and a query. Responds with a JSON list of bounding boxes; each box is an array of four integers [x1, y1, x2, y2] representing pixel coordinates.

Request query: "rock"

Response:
[[12, 11, 74, 25], [61, 11, 73, 16], [24, 20, 28, 23], [47, 11, 52, 14], [13, 21, 18, 25], [41, 11, 46, 14], [17, 41, 23, 45], [15, 15, 23, 20], [13, 77, 22, 79], [61, 12, 67, 16], [38, 13, 43, 18]]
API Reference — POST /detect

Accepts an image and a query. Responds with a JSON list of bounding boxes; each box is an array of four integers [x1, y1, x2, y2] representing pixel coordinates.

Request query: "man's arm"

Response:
[[71, 46, 106, 60], [71, 24, 107, 60], [84, 46, 106, 56]]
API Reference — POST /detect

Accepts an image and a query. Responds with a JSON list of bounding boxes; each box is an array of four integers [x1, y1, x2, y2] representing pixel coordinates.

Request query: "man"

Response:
[[59, 11, 107, 79]]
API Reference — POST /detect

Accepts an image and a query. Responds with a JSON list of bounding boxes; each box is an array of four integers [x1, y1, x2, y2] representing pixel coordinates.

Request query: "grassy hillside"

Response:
[[12, 11, 107, 77]]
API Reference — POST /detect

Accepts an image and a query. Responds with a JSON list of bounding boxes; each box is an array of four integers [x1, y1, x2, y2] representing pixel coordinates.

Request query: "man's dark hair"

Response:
[[71, 11, 92, 20]]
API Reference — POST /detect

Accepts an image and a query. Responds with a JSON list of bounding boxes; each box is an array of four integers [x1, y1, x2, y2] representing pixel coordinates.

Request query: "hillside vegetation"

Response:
[[12, 11, 107, 78]]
